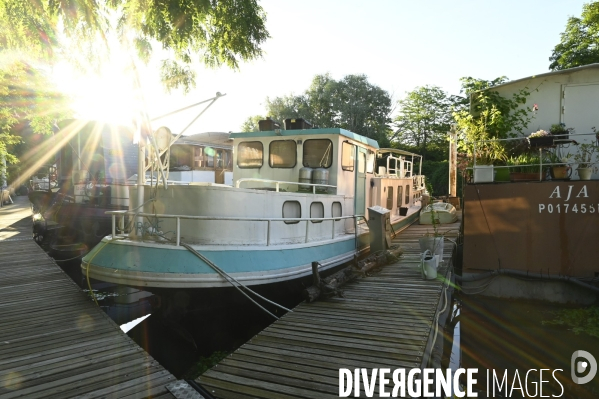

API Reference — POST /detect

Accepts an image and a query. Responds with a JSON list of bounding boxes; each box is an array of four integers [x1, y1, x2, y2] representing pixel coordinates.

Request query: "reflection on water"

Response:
[[459, 295, 599, 398]]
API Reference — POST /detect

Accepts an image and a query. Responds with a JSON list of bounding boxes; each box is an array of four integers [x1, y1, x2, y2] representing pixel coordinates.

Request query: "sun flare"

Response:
[[53, 52, 143, 127]]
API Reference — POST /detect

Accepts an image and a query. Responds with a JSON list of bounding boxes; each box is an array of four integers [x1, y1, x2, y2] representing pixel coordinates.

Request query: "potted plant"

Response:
[[528, 129, 554, 148], [544, 149, 571, 180], [572, 143, 598, 180], [549, 123, 573, 140], [472, 141, 508, 183], [508, 153, 546, 181], [419, 184, 444, 267]]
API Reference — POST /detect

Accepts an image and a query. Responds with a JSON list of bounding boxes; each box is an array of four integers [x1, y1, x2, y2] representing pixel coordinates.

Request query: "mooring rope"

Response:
[[180, 242, 292, 320], [428, 269, 451, 367]]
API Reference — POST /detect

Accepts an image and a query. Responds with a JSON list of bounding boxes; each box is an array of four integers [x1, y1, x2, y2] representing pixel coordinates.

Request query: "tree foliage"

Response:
[[453, 77, 533, 163], [549, 2, 599, 70], [0, 61, 71, 182], [0, 0, 270, 92], [392, 85, 463, 160], [243, 73, 393, 145]]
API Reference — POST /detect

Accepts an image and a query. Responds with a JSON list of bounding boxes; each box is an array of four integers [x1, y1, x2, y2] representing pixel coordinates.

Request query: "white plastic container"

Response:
[[473, 165, 494, 183]]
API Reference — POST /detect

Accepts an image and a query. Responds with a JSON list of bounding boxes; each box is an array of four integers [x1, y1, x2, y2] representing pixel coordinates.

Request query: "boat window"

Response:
[[283, 201, 301, 224], [310, 202, 324, 223], [206, 146, 215, 167], [238, 142, 263, 168], [223, 150, 232, 169], [269, 140, 297, 168], [332, 202, 342, 221], [358, 151, 366, 173], [405, 185, 410, 205], [193, 147, 204, 168], [341, 142, 355, 171], [387, 186, 394, 210], [303, 139, 333, 168], [397, 186, 403, 207], [366, 151, 375, 174]]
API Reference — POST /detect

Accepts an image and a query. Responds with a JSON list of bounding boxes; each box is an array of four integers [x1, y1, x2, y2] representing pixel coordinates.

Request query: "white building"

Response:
[[491, 63, 599, 141]]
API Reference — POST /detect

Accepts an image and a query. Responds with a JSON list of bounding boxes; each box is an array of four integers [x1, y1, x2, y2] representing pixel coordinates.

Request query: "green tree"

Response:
[[549, 2, 599, 70], [0, 61, 70, 183], [392, 85, 461, 160], [0, 0, 270, 92], [240, 115, 265, 132], [453, 76, 533, 162], [243, 73, 392, 145], [334, 75, 392, 145]]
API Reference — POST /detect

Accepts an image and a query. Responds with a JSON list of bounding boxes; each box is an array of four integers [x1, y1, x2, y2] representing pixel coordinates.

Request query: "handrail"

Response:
[[235, 178, 336, 194], [465, 131, 597, 145], [468, 132, 598, 177], [108, 210, 360, 247]]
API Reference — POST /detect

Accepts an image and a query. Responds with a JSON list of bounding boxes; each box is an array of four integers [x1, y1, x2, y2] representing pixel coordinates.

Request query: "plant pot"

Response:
[[473, 165, 494, 183], [509, 172, 544, 182], [494, 168, 510, 182], [399, 207, 408, 216], [552, 130, 569, 140], [529, 136, 554, 148], [419, 236, 444, 259], [550, 166, 570, 180], [577, 167, 593, 181]]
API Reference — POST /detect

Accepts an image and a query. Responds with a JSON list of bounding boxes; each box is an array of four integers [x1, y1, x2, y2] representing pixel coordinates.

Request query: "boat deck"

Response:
[[197, 215, 461, 398], [0, 196, 177, 399]]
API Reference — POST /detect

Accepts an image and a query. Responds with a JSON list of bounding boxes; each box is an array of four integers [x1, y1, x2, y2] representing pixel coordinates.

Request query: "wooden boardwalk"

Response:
[[197, 217, 461, 398], [0, 206, 178, 398]]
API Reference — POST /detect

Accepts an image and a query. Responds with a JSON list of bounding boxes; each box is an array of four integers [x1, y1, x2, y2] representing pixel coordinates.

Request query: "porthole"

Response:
[[310, 202, 324, 223], [332, 202, 342, 221], [283, 201, 301, 224]]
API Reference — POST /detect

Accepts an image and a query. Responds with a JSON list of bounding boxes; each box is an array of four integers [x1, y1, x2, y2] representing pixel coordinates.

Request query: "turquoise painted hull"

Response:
[[82, 236, 358, 289]]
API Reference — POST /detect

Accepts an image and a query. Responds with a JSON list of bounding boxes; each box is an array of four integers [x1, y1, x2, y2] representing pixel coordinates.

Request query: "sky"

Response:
[[55, 0, 590, 135]]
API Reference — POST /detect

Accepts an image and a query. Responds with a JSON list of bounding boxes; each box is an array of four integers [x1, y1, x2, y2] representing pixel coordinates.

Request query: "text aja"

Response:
[[549, 185, 589, 201]]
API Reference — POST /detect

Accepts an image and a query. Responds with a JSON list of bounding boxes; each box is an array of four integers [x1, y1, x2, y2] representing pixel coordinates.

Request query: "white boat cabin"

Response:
[[127, 126, 425, 247], [229, 126, 425, 224]]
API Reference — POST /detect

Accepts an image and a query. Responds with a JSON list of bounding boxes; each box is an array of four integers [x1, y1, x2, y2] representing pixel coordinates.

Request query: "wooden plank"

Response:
[[200, 371, 336, 399], [209, 363, 339, 396], [57, 370, 174, 399], [199, 374, 306, 399], [75, 371, 174, 399], [258, 328, 425, 353], [239, 344, 418, 369], [250, 333, 424, 361]]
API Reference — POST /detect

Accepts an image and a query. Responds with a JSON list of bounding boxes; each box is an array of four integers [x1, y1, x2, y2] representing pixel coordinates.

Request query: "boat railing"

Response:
[[235, 178, 336, 194], [107, 210, 364, 247]]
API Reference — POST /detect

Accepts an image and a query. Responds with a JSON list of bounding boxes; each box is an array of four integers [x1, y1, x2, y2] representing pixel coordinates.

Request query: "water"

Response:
[[59, 258, 296, 378], [455, 294, 599, 398]]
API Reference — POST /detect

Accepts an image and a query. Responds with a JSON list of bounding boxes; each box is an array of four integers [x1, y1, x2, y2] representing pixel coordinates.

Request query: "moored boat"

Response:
[[419, 202, 458, 225], [31, 120, 232, 258], [82, 123, 427, 292]]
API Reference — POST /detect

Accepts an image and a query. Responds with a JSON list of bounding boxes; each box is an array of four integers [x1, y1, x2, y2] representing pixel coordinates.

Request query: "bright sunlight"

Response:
[[52, 47, 142, 127]]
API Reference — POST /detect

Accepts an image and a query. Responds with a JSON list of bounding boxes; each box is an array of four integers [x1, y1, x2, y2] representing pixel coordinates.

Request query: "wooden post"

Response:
[[449, 126, 457, 198], [303, 246, 403, 302]]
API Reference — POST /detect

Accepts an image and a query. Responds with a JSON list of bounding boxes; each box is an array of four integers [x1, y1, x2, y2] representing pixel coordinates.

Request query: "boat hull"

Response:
[[82, 235, 358, 289], [82, 210, 420, 290]]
